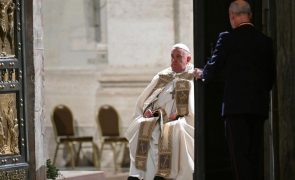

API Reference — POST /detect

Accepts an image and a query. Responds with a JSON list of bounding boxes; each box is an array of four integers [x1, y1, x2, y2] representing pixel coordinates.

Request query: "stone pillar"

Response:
[[106, 0, 175, 67], [173, 0, 194, 58], [32, 0, 46, 179]]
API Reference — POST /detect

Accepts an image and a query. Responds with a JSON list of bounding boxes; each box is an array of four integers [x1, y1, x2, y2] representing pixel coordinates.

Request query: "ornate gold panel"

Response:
[[0, 0, 28, 179], [0, 93, 19, 155], [0, 0, 15, 57], [0, 168, 26, 180], [0, 68, 18, 82]]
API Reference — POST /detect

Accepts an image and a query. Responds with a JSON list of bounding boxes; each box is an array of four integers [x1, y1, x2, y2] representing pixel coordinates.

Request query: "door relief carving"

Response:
[[0, 93, 19, 155], [0, 0, 15, 56], [0, 0, 27, 179]]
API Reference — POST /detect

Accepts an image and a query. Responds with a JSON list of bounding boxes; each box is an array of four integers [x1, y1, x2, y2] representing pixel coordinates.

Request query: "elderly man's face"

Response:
[[171, 48, 191, 73]]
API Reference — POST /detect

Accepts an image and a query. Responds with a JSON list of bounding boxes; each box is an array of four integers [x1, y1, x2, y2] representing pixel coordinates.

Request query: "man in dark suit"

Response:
[[194, 0, 276, 180]]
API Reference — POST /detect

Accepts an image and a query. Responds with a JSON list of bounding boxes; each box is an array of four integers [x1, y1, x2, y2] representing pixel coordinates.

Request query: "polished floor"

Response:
[[53, 145, 130, 180], [56, 166, 129, 180]]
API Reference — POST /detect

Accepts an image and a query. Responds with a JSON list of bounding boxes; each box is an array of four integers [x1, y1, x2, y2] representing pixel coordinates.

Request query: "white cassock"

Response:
[[125, 64, 194, 180]]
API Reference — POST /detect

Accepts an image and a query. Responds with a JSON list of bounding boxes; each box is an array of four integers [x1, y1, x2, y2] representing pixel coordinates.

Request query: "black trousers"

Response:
[[225, 115, 265, 180]]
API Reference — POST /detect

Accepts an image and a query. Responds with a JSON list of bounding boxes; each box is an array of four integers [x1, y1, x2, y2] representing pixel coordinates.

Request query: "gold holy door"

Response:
[[0, 0, 30, 179]]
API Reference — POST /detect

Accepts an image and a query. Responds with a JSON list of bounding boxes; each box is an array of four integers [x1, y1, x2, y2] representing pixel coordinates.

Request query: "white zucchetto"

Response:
[[172, 43, 191, 53]]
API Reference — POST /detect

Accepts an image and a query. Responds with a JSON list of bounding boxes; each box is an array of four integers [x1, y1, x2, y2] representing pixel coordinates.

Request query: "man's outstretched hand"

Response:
[[193, 68, 203, 80]]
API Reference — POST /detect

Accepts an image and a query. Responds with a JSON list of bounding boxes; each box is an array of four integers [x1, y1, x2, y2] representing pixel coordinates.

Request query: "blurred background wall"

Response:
[[43, 0, 193, 168]]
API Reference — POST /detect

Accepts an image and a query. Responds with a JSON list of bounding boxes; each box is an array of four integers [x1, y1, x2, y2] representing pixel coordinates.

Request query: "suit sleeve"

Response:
[[202, 31, 230, 81]]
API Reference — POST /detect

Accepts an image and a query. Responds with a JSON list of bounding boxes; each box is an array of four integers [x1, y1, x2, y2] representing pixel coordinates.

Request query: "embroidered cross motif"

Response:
[[161, 155, 169, 168], [140, 141, 147, 154], [160, 154, 170, 169]]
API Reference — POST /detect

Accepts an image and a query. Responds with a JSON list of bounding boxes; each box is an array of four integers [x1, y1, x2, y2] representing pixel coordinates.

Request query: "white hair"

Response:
[[229, 0, 252, 15]]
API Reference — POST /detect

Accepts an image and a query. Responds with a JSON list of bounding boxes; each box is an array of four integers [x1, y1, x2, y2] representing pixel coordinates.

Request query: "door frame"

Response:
[[193, 0, 278, 180], [193, 0, 205, 179]]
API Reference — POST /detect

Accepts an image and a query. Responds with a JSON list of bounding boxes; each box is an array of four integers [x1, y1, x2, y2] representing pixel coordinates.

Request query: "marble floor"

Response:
[[57, 167, 129, 180]]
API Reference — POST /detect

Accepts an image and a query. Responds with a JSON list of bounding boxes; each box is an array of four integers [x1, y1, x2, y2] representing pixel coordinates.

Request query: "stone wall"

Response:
[[31, 0, 46, 179]]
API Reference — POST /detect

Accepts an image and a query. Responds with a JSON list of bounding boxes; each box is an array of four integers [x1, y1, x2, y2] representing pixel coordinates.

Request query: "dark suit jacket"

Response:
[[202, 24, 276, 117]]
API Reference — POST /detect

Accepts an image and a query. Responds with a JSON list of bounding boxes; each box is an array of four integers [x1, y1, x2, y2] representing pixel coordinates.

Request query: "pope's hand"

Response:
[[143, 109, 153, 118], [169, 112, 177, 120], [193, 68, 203, 79]]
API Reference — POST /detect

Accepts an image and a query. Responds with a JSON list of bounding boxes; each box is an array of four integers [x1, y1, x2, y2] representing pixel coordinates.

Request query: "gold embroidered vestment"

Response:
[[135, 72, 193, 177]]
